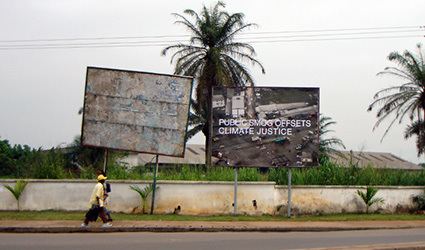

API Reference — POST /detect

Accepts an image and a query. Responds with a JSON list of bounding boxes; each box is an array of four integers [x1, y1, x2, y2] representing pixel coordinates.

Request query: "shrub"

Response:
[[3, 180, 28, 211], [412, 190, 425, 211], [356, 186, 385, 213], [129, 184, 156, 214]]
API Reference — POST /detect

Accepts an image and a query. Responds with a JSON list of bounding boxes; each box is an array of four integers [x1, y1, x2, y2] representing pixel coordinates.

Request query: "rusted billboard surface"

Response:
[[212, 87, 320, 167], [81, 67, 193, 157]]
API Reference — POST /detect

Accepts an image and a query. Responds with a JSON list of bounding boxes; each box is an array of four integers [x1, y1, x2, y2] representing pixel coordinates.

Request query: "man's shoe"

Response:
[[80, 223, 89, 228], [101, 223, 112, 228]]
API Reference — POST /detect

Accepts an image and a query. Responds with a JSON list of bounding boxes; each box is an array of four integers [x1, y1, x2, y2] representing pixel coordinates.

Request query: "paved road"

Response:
[[0, 228, 424, 250]]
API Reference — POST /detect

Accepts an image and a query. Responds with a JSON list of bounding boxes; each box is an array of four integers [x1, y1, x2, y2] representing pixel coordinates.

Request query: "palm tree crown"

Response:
[[161, 1, 265, 112], [368, 44, 425, 139]]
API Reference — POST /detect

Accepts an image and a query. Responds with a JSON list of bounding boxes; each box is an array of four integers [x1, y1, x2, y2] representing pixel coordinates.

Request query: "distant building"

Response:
[[328, 150, 422, 170]]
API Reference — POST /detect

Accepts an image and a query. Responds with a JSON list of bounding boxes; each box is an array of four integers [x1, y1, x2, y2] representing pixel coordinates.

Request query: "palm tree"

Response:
[[162, 1, 265, 166], [3, 180, 28, 211], [368, 44, 425, 143], [356, 186, 385, 214], [319, 115, 346, 159], [129, 184, 155, 214], [404, 120, 425, 156]]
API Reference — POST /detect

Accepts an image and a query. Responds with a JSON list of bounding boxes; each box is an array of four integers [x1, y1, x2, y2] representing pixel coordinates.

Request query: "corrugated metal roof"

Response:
[[328, 150, 422, 170], [119, 145, 422, 170], [119, 144, 214, 166]]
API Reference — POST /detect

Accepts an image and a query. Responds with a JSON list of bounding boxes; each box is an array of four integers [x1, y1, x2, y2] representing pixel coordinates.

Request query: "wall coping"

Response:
[[275, 185, 425, 189], [0, 179, 275, 185]]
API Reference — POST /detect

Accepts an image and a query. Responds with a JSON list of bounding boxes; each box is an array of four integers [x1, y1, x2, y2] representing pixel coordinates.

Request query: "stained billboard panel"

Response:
[[212, 87, 320, 167], [81, 67, 193, 157]]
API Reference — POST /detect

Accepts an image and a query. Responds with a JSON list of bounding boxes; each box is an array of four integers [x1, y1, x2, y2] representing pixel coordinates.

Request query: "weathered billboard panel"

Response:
[[81, 67, 193, 157], [212, 87, 320, 167]]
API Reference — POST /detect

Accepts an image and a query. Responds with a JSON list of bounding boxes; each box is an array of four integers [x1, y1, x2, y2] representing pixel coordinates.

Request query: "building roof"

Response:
[[118, 144, 215, 166], [119, 145, 422, 170], [328, 150, 422, 170]]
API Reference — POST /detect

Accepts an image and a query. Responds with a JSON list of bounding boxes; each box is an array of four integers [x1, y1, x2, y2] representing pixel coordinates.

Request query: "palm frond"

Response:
[[4, 180, 28, 211]]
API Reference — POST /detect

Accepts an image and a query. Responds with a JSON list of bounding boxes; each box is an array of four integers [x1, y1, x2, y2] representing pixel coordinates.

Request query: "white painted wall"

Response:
[[0, 180, 423, 215]]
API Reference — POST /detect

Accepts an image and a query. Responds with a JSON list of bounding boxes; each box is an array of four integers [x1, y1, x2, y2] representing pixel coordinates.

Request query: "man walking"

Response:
[[81, 174, 112, 228]]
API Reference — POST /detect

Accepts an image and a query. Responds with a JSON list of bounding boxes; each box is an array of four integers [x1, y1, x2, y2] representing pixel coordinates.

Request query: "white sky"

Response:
[[0, 0, 424, 163]]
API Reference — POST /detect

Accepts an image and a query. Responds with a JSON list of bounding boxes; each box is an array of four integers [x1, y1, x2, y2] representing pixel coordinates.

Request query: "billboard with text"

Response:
[[212, 86, 320, 167]]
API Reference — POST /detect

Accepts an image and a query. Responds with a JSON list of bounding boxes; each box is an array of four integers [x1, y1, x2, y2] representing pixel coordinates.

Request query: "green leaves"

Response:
[[356, 186, 385, 213], [3, 180, 28, 211], [130, 184, 154, 200], [129, 184, 157, 214], [319, 115, 345, 160], [368, 44, 425, 145], [162, 1, 265, 109]]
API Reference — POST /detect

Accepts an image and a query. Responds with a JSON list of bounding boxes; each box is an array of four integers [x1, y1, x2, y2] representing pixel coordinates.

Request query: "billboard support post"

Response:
[[287, 167, 292, 218], [150, 155, 159, 215], [103, 149, 109, 173], [207, 86, 213, 168], [233, 166, 238, 215]]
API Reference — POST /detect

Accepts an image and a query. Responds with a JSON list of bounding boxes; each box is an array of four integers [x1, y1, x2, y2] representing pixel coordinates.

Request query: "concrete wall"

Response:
[[0, 180, 423, 215], [275, 186, 424, 215]]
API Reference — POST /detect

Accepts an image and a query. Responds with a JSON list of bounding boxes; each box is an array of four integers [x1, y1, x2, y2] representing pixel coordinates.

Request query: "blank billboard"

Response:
[[81, 67, 193, 157], [212, 86, 320, 167]]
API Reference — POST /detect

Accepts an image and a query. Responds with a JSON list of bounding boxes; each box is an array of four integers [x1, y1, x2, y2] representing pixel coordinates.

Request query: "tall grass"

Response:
[[268, 161, 425, 186], [2, 151, 425, 186]]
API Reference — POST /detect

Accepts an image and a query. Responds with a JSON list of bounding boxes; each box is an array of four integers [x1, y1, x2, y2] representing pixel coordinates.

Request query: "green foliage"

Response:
[[0, 139, 69, 179], [66, 136, 105, 171], [238, 168, 260, 182], [0, 139, 34, 177], [356, 186, 385, 213], [412, 190, 425, 210], [129, 184, 156, 214], [368, 44, 425, 148], [205, 167, 234, 181], [319, 115, 345, 160], [1, 138, 425, 186], [144, 165, 265, 182], [30, 149, 67, 179], [107, 163, 130, 180], [268, 161, 425, 186], [3, 180, 28, 211], [162, 2, 265, 109]]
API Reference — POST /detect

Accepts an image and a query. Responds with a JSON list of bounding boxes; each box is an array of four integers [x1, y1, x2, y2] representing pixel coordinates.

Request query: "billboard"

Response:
[[81, 67, 193, 157], [212, 87, 320, 167]]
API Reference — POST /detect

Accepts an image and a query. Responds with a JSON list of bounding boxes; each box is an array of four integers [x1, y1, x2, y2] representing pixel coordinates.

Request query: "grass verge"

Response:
[[0, 211, 424, 221]]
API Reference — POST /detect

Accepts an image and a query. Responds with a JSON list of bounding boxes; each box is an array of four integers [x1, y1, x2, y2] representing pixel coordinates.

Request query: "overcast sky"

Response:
[[0, 0, 424, 163]]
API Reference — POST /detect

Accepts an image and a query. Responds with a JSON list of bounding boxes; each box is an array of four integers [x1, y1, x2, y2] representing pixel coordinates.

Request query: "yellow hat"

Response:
[[97, 174, 107, 181]]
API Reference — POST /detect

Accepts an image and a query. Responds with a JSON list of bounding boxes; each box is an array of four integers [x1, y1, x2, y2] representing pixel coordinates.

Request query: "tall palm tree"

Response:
[[368, 44, 425, 142], [162, 1, 265, 166], [319, 115, 346, 159]]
